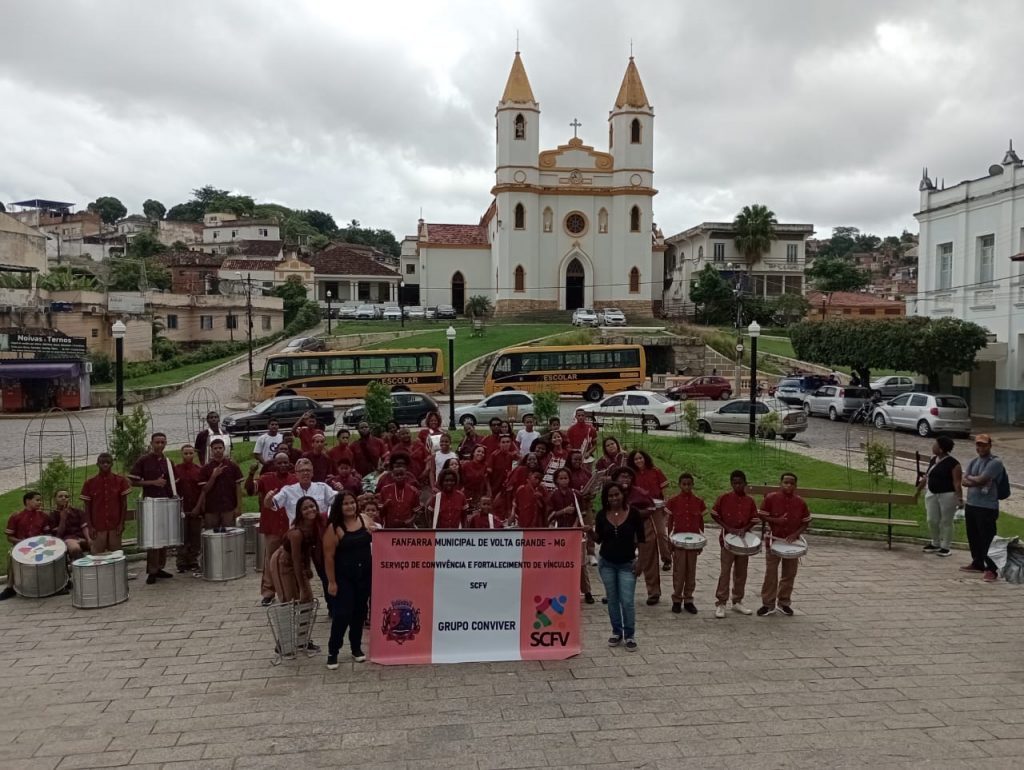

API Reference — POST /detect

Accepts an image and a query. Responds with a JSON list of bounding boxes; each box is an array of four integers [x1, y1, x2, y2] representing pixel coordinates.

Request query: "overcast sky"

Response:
[[2, 0, 1022, 240]]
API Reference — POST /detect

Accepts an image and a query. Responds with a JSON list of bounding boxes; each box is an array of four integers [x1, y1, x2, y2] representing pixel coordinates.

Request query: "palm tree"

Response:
[[464, 295, 494, 320], [0, 272, 32, 289], [733, 204, 778, 265], [37, 267, 100, 291]]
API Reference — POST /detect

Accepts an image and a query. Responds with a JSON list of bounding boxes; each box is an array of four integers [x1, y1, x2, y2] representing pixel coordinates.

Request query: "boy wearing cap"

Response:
[[961, 434, 1004, 582]]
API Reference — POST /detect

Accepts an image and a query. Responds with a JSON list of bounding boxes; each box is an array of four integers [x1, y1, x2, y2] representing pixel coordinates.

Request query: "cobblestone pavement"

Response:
[[2, 535, 1022, 769]]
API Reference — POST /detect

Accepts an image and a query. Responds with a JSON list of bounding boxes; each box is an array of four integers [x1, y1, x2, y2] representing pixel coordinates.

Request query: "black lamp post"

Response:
[[747, 320, 760, 439], [446, 325, 456, 430], [112, 319, 126, 415], [236, 272, 255, 406], [326, 290, 332, 335]]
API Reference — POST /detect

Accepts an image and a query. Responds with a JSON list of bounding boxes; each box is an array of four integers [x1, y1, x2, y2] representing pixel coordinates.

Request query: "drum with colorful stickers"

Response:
[[11, 536, 68, 598]]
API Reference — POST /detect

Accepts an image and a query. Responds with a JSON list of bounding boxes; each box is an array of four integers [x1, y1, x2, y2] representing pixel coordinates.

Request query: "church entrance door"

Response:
[[565, 258, 585, 310], [451, 272, 465, 314]]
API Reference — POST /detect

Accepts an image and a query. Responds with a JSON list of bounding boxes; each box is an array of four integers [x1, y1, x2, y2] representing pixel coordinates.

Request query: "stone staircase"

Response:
[[455, 357, 489, 395]]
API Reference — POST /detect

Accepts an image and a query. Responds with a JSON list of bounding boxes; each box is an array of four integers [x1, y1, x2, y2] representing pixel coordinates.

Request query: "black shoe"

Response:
[[0, 586, 16, 601], [607, 635, 622, 647], [155, 570, 173, 579], [584, 593, 595, 604], [937, 548, 952, 558], [779, 605, 794, 616], [756, 605, 775, 617], [671, 602, 682, 614], [146, 574, 157, 585], [661, 561, 672, 572], [683, 602, 698, 615], [646, 595, 660, 606], [306, 641, 321, 652], [326, 654, 339, 670], [261, 597, 274, 607], [352, 649, 367, 663], [601, 597, 608, 604], [922, 544, 940, 553]]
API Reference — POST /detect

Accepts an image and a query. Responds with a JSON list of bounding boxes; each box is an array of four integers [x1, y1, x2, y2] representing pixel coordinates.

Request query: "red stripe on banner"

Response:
[[369, 530, 435, 665], [518, 528, 583, 661]]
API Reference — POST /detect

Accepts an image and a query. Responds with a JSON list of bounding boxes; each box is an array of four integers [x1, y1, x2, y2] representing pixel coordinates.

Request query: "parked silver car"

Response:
[[872, 393, 971, 437], [697, 398, 807, 440], [405, 306, 426, 320], [382, 306, 402, 321], [454, 391, 534, 426], [869, 375, 916, 398], [599, 307, 627, 326], [572, 308, 599, 327], [354, 304, 377, 320], [802, 385, 873, 421]]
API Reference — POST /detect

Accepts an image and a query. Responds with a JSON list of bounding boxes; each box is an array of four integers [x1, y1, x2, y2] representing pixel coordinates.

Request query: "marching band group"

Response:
[[2, 407, 812, 666]]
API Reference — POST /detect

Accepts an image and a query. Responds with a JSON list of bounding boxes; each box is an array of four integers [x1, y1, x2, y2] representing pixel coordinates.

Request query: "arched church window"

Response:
[[630, 118, 642, 144], [630, 206, 641, 233], [514, 114, 526, 140], [514, 203, 525, 230], [629, 267, 640, 293], [698, 245, 704, 261], [514, 265, 525, 292], [542, 207, 553, 233], [598, 208, 608, 234]]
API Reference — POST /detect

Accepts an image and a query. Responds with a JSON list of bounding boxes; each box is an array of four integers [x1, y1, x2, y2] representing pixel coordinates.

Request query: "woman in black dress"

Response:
[[323, 490, 374, 668]]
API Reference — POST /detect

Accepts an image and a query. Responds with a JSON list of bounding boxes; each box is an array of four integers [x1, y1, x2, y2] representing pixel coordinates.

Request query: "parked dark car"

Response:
[[282, 336, 325, 353], [342, 392, 441, 427], [774, 375, 830, 406], [222, 396, 335, 437], [666, 375, 733, 401], [435, 304, 458, 320]]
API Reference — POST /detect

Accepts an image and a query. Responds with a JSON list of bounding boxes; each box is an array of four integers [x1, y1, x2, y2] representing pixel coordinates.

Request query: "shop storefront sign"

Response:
[[0, 332, 87, 357]]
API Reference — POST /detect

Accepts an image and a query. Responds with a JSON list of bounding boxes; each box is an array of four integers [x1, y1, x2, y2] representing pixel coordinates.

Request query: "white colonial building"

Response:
[[913, 142, 1024, 424], [408, 52, 665, 316]]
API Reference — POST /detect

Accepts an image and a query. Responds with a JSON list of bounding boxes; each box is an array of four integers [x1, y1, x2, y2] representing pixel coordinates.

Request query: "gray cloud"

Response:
[[2, 0, 1022, 240]]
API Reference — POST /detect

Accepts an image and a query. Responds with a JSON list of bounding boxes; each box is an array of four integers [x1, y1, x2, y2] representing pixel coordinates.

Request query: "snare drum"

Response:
[[770, 537, 808, 559], [235, 512, 260, 555], [138, 497, 183, 549], [723, 532, 762, 556], [11, 536, 68, 598], [72, 553, 128, 609], [201, 527, 246, 581], [670, 532, 707, 551]]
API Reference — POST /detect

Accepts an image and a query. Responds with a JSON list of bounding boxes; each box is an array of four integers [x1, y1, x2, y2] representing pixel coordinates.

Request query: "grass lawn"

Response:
[[328, 319, 480, 336], [117, 354, 244, 389], [362, 323, 571, 369]]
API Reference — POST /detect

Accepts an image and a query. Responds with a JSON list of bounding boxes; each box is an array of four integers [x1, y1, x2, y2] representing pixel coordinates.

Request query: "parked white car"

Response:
[[382, 306, 402, 321], [697, 398, 807, 440], [336, 304, 358, 319], [354, 304, 377, 320], [869, 375, 916, 399], [405, 306, 426, 320], [578, 390, 679, 430], [572, 308, 600, 327], [599, 307, 627, 326], [872, 393, 971, 437], [802, 385, 873, 421], [454, 391, 535, 426]]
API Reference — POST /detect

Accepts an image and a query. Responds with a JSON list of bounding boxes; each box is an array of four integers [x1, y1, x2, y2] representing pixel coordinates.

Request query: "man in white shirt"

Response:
[[515, 415, 541, 458], [266, 458, 337, 524], [253, 420, 283, 465]]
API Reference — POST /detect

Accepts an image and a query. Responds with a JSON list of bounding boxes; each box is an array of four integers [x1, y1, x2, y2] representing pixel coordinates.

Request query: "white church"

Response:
[[402, 52, 666, 317]]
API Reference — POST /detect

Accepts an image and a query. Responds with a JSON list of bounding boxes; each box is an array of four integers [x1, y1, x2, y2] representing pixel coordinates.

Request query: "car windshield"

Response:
[[253, 398, 280, 413]]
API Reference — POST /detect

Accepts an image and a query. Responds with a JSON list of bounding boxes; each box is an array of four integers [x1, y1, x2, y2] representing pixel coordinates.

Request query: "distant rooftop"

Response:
[[11, 199, 75, 211]]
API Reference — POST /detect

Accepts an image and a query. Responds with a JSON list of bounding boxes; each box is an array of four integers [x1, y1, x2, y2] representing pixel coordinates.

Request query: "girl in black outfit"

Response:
[[591, 482, 645, 652], [323, 491, 374, 668]]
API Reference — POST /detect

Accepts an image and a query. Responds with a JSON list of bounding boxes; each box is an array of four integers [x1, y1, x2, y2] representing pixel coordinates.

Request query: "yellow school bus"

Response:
[[259, 348, 445, 399], [483, 344, 646, 402]]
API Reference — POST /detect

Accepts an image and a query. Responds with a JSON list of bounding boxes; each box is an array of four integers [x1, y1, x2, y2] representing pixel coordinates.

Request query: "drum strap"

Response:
[[165, 457, 178, 498]]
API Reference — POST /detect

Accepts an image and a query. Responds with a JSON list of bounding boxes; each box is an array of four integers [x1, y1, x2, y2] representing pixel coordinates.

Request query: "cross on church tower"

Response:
[[570, 118, 582, 138]]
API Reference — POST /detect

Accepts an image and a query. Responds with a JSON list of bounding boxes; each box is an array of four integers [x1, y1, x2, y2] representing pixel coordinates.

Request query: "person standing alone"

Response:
[[960, 434, 1006, 582]]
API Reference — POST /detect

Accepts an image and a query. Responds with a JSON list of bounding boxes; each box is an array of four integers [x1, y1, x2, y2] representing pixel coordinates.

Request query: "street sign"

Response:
[[0, 331, 87, 357], [735, 343, 744, 353]]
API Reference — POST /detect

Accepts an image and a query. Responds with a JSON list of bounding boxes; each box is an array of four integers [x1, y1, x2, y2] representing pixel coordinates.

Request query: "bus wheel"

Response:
[[584, 385, 603, 402], [277, 390, 296, 396], [390, 386, 410, 393]]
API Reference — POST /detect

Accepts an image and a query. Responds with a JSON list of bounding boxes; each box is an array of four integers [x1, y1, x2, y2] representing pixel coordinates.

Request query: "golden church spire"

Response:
[[500, 51, 536, 103], [614, 56, 650, 109]]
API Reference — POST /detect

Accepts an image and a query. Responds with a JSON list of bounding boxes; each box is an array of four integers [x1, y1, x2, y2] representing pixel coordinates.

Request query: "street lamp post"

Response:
[[747, 320, 761, 440], [236, 272, 254, 406], [111, 320, 126, 415], [446, 325, 457, 430], [326, 290, 332, 335], [399, 280, 405, 329]]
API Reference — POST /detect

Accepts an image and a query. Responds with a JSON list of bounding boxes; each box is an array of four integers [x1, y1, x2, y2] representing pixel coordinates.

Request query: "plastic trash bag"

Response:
[[999, 537, 1024, 585]]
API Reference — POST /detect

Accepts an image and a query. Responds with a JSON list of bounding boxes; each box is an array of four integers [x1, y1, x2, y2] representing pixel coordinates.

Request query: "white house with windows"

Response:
[[662, 221, 814, 318], [912, 143, 1024, 424], [407, 51, 666, 316]]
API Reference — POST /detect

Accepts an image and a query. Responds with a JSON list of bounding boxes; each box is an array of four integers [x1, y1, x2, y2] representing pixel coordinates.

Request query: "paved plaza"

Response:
[[1, 535, 1022, 770]]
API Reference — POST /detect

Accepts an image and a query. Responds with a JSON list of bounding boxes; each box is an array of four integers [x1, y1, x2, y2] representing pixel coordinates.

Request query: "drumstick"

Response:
[[573, 493, 585, 527], [431, 493, 442, 529]]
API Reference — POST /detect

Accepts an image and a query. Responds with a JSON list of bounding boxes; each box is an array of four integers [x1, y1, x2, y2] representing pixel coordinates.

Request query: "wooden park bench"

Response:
[[747, 485, 919, 549]]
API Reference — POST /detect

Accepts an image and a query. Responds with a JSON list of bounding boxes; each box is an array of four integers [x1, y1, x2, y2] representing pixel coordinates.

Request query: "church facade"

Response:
[[407, 52, 665, 316]]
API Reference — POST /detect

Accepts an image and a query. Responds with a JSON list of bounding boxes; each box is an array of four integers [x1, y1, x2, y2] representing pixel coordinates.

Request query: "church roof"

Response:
[[614, 56, 650, 109], [422, 223, 489, 246], [501, 51, 536, 103]]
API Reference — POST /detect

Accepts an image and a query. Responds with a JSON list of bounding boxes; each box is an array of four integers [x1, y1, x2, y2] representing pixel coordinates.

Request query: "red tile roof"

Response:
[[156, 250, 224, 268], [807, 291, 905, 308], [423, 223, 489, 246], [235, 239, 283, 257], [221, 258, 282, 271], [307, 244, 400, 278]]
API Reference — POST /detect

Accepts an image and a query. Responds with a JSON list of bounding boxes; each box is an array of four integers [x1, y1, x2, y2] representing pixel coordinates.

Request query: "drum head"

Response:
[[73, 553, 125, 567], [671, 532, 706, 547], [12, 536, 66, 565], [771, 537, 808, 555]]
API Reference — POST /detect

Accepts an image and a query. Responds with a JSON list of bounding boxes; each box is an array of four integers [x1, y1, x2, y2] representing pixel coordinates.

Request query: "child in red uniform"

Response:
[[303, 433, 333, 482], [174, 445, 203, 573], [49, 488, 90, 561], [418, 411, 443, 446], [429, 470, 467, 529], [292, 411, 325, 453], [80, 453, 131, 554], [460, 445, 489, 504], [377, 455, 421, 528], [512, 470, 546, 528], [327, 428, 353, 469], [757, 472, 811, 617], [467, 497, 504, 529], [711, 470, 758, 618], [480, 418, 503, 456], [1, 492, 52, 600], [486, 435, 518, 495], [613, 467, 661, 605], [595, 437, 627, 475], [547, 468, 593, 603], [327, 457, 363, 496], [350, 421, 387, 477], [565, 408, 598, 454], [246, 452, 297, 605], [629, 450, 671, 573], [665, 472, 706, 615]]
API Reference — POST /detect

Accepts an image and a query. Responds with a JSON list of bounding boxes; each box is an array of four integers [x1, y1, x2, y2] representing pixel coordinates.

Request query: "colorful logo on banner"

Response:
[[531, 594, 571, 647], [381, 599, 421, 644]]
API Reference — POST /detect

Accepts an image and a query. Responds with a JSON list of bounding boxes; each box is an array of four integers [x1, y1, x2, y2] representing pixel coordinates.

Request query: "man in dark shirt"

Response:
[[174, 444, 203, 572], [350, 421, 386, 477], [130, 432, 176, 585], [196, 438, 243, 531], [302, 432, 333, 482]]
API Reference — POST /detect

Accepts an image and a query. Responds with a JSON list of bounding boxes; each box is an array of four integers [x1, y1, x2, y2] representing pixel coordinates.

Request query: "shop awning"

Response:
[[0, 363, 79, 378]]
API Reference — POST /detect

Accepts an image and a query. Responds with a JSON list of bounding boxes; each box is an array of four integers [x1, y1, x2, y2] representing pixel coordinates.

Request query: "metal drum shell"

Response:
[[11, 536, 68, 598], [770, 537, 808, 560], [138, 497, 183, 549], [723, 532, 762, 557], [670, 532, 707, 551], [201, 527, 246, 581], [236, 513, 261, 555], [72, 556, 129, 609]]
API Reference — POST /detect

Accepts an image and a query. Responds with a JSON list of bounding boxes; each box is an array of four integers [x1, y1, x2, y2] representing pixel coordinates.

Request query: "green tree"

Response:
[[272, 275, 310, 326], [805, 256, 870, 293], [364, 380, 394, 432], [911, 317, 990, 391], [107, 231, 171, 291], [338, 219, 401, 258], [301, 209, 338, 235], [770, 293, 810, 326], [531, 391, 560, 425], [464, 295, 494, 319], [853, 232, 881, 253], [166, 200, 205, 221], [87, 196, 128, 225], [689, 264, 735, 324], [38, 266, 99, 291], [0, 271, 32, 289], [110, 405, 150, 473], [142, 199, 166, 220], [733, 204, 777, 265], [817, 226, 860, 259]]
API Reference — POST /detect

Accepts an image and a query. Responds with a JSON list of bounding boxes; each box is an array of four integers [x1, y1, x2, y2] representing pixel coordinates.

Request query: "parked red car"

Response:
[[666, 376, 733, 401]]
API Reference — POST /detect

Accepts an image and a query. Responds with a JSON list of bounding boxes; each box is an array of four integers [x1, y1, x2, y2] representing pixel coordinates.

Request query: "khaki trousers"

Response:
[[261, 534, 284, 599], [654, 510, 671, 565], [91, 530, 122, 553], [636, 517, 662, 598], [670, 548, 699, 603], [715, 548, 749, 606], [176, 515, 202, 569], [761, 551, 799, 607], [203, 511, 236, 529]]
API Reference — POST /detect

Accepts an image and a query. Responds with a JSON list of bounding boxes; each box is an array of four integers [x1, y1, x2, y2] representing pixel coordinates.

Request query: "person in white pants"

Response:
[[916, 436, 963, 558]]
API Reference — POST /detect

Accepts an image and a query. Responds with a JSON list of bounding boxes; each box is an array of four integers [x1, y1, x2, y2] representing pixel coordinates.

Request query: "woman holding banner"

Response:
[[324, 491, 373, 669], [592, 482, 645, 652]]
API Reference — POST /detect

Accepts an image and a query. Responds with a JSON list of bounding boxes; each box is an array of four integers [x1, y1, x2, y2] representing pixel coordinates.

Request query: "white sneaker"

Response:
[[732, 603, 753, 616], [714, 605, 726, 619]]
